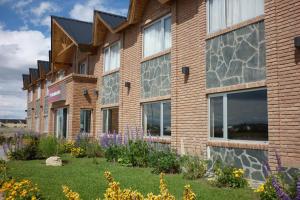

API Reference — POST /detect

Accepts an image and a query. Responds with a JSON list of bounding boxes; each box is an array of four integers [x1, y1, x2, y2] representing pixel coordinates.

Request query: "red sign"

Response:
[[48, 84, 66, 103]]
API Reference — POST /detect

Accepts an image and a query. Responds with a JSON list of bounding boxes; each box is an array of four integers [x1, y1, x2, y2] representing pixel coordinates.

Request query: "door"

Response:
[[55, 108, 68, 138]]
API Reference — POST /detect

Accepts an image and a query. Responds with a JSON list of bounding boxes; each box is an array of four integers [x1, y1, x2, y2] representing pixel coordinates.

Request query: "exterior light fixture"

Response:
[[83, 89, 88, 96], [94, 89, 99, 96], [295, 36, 300, 48], [25, 110, 27, 112], [182, 66, 189, 75], [125, 81, 131, 88]]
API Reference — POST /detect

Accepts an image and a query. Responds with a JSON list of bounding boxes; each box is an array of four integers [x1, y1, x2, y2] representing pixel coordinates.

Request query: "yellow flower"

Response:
[[254, 183, 265, 193]]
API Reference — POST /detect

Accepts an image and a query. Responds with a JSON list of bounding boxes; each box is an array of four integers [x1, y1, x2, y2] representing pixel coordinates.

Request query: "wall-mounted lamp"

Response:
[[25, 110, 27, 112], [94, 89, 99, 96], [295, 37, 300, 48], [125, 81, 131, 88], [32, 108, 34, 110], [83, 89, 88, 96], [182, 66, 189, 75]]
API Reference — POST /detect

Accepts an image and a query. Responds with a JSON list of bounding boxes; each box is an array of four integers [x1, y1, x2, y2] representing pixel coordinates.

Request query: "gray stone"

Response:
[[244, 67, 266, 82], [226, 60, 242, 77], [251, 171, 265, 181], [236, 41, 256, 61], [246, 149, 267, 163], [211, 55, 219, 70], [222, 77, 239, 86], [46, 156, 62, 166], [222, 46, 234, 66], [216, 63, 227, 79], [252, 164, 262, 170], [258, 43, 266, 68], [102, 72, 119, 105], [241, 154, 250, 167], [207, 71, 220, 88], [247, 30, 258, 48], [247, 53, 259, 68], [234, 157, 243, 168]]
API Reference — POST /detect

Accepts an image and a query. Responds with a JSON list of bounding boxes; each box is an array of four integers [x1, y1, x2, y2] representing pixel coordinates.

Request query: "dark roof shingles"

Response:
[[96, 11, 127, 29]]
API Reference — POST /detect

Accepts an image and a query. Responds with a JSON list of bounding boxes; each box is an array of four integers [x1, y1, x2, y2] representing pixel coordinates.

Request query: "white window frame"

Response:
[[206, 0, 265, 34], [208, 88, 268, 143], [142, 100, 171, 137], [45, 80, 51, 96], [80, 109, 92, 133], [103, 41, 121, 73], [142, 14, 172, 58], [28, 90, 33, 102]]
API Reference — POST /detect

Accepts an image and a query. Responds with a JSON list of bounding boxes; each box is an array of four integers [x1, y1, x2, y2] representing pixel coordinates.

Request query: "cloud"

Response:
[[69, 0, 127, 22], [0, 26, 50, 119], [31, 1, 59, 17], [13, 0, 33, 10]]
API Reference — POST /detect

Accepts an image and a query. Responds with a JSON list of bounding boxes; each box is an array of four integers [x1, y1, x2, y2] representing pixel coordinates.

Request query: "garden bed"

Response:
[[6, 155, 258, 200]]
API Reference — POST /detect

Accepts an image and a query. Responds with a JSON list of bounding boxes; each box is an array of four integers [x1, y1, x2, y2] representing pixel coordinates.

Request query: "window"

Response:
[[45, 80, 51, 96], [44, 115, 48, 132], [104, 41, 120, 73], [209, 89, 268, 141], [79, 59, 88, 75], [57, 70, 65, 80], [143, 15, 171, 58], [207, 0, 264, 33], [37, 84, 41, 99], [80, 109, 91, 133], [28, 90, 33, 102], [142, 101, 171, 137], [102, 108, 119, 133]]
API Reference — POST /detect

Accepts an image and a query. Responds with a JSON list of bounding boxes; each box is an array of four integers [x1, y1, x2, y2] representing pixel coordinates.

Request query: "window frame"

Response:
[[208, 88, 268, 143], [142, 14, 172, 58], [206, 0, 264, 34], [80, 109, 92, 133], [79, 58, 88, 75], [103, 40, 121, 73], [142, 100, 171, 137], [37, 83, 41, 100], [45, 80, 51, 96]]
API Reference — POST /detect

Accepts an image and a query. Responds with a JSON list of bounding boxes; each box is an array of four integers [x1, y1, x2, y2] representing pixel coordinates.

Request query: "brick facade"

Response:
[[22, 0, 300, 181]]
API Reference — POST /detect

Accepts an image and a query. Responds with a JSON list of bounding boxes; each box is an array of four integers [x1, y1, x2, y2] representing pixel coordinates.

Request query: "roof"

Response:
[[95, 11, 127, 29], [52, 16, 93, 45], [37, 60, 50, 75], [22, 74, 30, 89], [29, 68, 39, 83]]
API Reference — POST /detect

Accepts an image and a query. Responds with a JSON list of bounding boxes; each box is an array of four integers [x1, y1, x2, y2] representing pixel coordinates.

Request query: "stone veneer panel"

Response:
[[208, 146, 268, 181], [44, 97, 48, 116], [206, 21, 266, 88], [27, 102, 32, 117], [141, 54, 171, 98], [101, 72, 119, 105]]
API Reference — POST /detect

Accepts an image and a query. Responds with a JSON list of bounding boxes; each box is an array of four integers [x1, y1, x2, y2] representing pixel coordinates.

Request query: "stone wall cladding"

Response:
[[101, 72, 119, 105], [206, 21, 266, 88], [44, 96, 48, 116], [208, 146, 267, 181], [35, 99, 40, 117], [141, 53, 171, 98]]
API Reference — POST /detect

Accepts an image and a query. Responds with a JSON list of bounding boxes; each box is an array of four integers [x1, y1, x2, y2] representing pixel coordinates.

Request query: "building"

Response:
[[0, 119, 27, 128], [22, 0, 300, 182]]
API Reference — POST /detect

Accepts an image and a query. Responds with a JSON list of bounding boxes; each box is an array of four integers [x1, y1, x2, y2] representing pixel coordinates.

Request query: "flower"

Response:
[[255, 183, 265, 193]]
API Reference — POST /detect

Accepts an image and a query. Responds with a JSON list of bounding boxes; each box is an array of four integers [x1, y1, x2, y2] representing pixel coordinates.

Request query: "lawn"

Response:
[[6, 155, 258, 200]]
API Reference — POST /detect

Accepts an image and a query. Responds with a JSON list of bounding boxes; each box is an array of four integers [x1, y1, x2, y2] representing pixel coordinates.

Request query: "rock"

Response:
[[46, 156, 62, 166]]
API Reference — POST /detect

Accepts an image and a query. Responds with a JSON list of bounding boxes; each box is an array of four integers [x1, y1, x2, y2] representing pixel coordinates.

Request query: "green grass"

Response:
[[7, 155, 258, 200]]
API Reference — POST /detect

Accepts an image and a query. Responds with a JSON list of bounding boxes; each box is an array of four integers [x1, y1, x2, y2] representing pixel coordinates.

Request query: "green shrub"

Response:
[[255, 176, 278, 200], [38, 135, 61, 158], [85, 140, 104, 158], [105, 145, 124, 162], [211, 164, 248, 188], [8, 136, 40, 160], [151, 150, 181, 174], [120, 140, 150, 167], [181, 155, 207, 180]]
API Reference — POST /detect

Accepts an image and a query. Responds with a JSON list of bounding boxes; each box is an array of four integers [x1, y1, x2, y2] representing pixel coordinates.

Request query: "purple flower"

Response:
[[272, 177, 291, 200], [275, 150, 283, 172], [295, 178, 300, 200]]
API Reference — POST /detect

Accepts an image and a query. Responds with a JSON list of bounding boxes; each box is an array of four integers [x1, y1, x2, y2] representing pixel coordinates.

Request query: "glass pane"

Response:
[[143, 102, 161, 136], [164, 17, 171, 50], [103, 110, 107, 133], [208, 0, 226, 33], [227, 90, 268, 141], [210, 96, 223, 138], [163, 102, 171, 136], [144, 21, 162, 57], [104, 48, 110, 72], [110, 42, 120, 70], [85, 110, 91, 133], [80, 110, 84, 132]]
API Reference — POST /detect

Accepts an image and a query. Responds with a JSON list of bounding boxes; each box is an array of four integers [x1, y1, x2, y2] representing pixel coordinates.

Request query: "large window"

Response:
[[37, 84, 41, 99], [209, 89, 268, 141], [104, 41, 120, 73], [143, 15, 171, 58], [79, 59, 88, 75], [102, 108, 119, 133], [207, 0, 264, 33], [142, 101, 171, 137], [28, 90, 33, 102], [80, 109, 91, 133]]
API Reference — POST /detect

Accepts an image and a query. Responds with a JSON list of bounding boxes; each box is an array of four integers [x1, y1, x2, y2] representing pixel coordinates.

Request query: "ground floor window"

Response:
[[209, 89, 268, 141], [55, 108, 68, 138], [35, 117, 39, 133], [142, 101, 171, 137], [102, 108, 119, 133], [80, 109, 91, 133], [44, 115, 48, 132]]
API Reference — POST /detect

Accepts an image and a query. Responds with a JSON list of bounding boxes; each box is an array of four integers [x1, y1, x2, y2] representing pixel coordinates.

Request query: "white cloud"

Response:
[[13, 0, 33, 10], [0, 26, 50, 69], [69, 0, 127, 22], [0, 0, 10, 5], [0, 26, 50, 119], [31, 1, 59, 17]]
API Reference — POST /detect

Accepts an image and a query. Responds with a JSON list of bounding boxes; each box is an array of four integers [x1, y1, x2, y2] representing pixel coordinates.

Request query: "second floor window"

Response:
[[45, 80, 51, 96], [79, 59, 88, 75], [37, 84, 41, 99], [57, 70, 65, 80], [104, 41, 120, 73], [143, 15, 171, 58], [207, 0, 264, 33], [28, 90, 33, 102]]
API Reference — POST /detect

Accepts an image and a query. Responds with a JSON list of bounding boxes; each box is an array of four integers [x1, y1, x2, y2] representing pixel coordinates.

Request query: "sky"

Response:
[[0, 0, 129, 119]]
